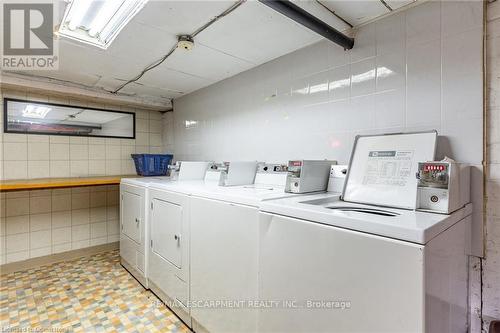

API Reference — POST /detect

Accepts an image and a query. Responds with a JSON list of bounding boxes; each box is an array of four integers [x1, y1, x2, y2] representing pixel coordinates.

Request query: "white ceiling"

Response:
[[5, 0, 418, 108]]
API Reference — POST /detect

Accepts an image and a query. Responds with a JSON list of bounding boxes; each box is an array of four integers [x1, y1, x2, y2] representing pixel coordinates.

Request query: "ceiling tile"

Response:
[[57, 40, 146, 81], [197, 1, 322, 64], [292, 0, 351, 31], [320, 1, 389, 26], [385, 0, 417, 11], [134, 1, 236, 35], [163, 43, 254, 81], [138, 64, 215, 94], [119, 82, 182, 100], [106, 22, 179, 63]]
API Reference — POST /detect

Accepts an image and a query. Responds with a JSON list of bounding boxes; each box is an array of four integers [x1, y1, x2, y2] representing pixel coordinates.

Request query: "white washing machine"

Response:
[[257, 132, 472, 333], [258, 195, 472, 333], [120, 176, 170, 288]]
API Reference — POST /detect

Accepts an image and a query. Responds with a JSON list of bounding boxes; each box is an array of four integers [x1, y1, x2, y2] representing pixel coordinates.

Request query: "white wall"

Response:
[[171, 0, 484, 255]]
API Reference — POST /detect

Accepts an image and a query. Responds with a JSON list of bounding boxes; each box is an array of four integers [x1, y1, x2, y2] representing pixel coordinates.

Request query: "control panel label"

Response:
[[363, 150, 414, 187]]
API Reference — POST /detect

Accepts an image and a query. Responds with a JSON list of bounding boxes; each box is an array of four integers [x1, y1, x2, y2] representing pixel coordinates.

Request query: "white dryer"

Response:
[[120, 176, 170, 288], [120, 161, 211, 290], [147, 179, 220, 326], [145, 161, 259, 327]]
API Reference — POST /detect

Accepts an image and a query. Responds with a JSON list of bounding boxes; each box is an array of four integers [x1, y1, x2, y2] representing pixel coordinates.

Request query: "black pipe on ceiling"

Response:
[[258, 0, 354, 50]]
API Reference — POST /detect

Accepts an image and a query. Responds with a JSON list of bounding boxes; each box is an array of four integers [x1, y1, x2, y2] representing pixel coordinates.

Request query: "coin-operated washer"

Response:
[[258, 131, 472, 333]]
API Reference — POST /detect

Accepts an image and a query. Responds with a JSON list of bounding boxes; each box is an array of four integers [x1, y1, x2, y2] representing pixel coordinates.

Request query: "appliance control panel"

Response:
[[285, 161, 302, 193], [285, 160, 334, 194], [417, 162, 450, 189], [416, 161, 470, 214], [257, 163, 288, 174]]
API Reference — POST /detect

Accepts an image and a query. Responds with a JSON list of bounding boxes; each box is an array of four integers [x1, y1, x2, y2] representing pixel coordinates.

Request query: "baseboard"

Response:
[[0, 242, 119, 275]]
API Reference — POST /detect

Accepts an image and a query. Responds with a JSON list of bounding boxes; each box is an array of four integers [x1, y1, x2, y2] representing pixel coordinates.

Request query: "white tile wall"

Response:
[[0, 186, 120, 264], [172, 1, 483, 165], [0, 89, 165, 264], [0, 89, 165, 180]]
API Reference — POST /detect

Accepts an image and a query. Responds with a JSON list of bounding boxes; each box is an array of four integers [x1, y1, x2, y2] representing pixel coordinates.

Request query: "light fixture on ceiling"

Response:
[[57, 0, 149, 49], [22, 105, 51, 119], [177, 35, 194, 51]]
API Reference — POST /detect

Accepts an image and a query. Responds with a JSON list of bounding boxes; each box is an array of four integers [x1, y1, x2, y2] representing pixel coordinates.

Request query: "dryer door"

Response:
[[151, 198, 183, 268], [121, 190, 142, 244]]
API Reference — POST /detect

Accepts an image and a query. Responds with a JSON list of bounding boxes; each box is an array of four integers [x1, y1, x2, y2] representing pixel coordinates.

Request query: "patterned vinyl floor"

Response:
[[0, 250, 191, 333]]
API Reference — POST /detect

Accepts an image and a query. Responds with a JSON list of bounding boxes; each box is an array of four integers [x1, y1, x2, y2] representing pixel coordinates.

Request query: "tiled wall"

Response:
[[0, 88, 165, 264], [484, 1, 500, 330], [0, 89, 164, 180], [172, 1, 483, 166], [171, 1, 485, 255], [0, 186, 119, 264]]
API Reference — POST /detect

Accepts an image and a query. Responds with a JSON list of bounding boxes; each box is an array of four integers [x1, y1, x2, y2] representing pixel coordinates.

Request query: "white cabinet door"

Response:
[[190, 197, 259, 333], [151, 198, 183, 269], [121, 190, 142, 244], [259, 213, 425, 333]]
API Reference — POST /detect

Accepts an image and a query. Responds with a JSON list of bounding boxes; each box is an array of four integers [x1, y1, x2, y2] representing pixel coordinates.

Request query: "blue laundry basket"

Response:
[[131, 154, 173, 176]]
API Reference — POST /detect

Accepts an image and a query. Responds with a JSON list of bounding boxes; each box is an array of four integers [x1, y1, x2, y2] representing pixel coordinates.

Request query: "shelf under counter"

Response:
[[0, 175, 139, 192]]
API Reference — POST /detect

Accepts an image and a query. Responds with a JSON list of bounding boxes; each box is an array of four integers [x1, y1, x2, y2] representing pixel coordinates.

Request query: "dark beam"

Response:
[[259, 0, 354, 50]]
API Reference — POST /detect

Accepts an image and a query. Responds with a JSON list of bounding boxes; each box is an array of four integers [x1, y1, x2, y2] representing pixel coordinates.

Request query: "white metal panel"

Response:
[[151, 198, 183, 269], [121, 191, 142, 243], [424, 218, 468, 333], [190, 197, 259, 333], [259, 212, 425, 332], [120, 235, 137, 268]]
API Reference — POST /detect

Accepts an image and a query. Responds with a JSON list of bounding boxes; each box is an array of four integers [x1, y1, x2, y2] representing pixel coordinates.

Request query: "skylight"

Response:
[[58, 0, 149, 49]]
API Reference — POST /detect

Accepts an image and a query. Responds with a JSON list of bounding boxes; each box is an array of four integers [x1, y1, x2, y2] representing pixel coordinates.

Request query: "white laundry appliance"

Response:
[[119, 161, 211, 289], [147, 161, 336, 333], [120, 176, 170, 288], [257, 131, 472, 333], [187, 162, 335, 333], [146, 161, 259, 326]]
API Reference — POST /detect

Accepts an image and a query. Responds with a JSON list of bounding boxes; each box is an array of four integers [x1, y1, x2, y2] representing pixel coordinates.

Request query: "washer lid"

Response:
[[342, 131, 437, 210]]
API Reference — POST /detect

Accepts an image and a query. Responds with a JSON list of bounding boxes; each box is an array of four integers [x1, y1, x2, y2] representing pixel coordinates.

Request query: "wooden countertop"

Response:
[[0, 175, 138, 192]]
